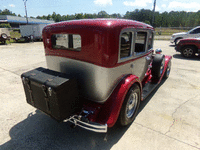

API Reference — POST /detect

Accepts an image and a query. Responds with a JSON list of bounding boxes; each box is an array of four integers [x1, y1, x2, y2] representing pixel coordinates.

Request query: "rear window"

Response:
[[51, 34, 81, 51], [120, 32, 132, 59]]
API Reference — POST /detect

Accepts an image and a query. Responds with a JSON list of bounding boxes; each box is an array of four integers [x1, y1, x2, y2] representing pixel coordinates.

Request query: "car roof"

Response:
[[45, 18, 154, 30], [43, 19, 154, 67]]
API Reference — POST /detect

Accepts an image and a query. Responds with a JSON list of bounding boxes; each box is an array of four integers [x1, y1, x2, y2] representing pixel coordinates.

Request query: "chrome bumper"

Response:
[[63, 115, 107, 133]]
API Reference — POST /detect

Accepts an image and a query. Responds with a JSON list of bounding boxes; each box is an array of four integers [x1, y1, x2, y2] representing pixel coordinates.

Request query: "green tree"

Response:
[[2, 8, 200, 27], [75, 13, 84, 19], [144, 20, 151, 25], [55, 14, 62, 22], [110, 13, 122, 18], [0, 9, 16, 16], [47, 14, 52, 20], [97, 11, 109, 18]]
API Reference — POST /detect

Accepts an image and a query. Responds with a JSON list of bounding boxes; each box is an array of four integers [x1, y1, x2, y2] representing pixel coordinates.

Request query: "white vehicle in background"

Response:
[[170, 26, 200, 45], [19, 24, 47, 42], [0, 28, 11, 44]]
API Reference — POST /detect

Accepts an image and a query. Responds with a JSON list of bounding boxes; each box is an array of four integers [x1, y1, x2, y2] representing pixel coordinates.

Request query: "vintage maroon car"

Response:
[[175, 38, 200, 58], [21, 19, 172, 133]]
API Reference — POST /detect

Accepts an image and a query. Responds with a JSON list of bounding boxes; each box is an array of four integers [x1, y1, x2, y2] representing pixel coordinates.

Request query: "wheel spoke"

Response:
[[188, 50, 193, 55]]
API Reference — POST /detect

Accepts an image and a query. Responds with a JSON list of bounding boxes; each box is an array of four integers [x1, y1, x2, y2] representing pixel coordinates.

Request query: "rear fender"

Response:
[[97, 74, 142, 127]]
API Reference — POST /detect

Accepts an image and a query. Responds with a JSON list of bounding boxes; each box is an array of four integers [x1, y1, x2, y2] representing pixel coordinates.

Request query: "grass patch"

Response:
[[2, 30, 22, 44], [10, 31, 21, 39], [4, 39, 14, 44], [155, 28, 188, 36]]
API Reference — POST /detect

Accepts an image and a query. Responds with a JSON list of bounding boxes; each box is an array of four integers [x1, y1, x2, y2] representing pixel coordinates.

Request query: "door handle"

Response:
[[130, 64, 134, 68]]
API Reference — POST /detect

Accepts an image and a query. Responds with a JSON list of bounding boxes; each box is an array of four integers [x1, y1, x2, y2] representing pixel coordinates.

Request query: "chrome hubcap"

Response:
[[166, 62, 171, 76], [160, 59, 165, 75], [183, 48, 193, 57], [167, 66, 170, 76], [126, 91, 138, 118], [2, 35, 7, 39]]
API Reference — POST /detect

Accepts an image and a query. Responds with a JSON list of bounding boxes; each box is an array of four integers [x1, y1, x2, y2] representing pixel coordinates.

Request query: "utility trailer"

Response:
[[21, 19, 172, 133], [19, 24, 47, 41]]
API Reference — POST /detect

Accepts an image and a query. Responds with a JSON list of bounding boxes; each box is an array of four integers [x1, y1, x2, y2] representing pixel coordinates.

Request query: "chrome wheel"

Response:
[[1, 34, 7, 39], [164, 61, 171, 79], [166, 66, 170, 76], [181, 46, 196, 58], [183, 48, 194, 57], [126, 91, 138, 118], [118, 85, 140, 126]]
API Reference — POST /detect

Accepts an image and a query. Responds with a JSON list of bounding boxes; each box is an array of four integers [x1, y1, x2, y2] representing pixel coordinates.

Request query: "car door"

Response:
[[118, 29, 153, 81], [132, 31, 153, 80]]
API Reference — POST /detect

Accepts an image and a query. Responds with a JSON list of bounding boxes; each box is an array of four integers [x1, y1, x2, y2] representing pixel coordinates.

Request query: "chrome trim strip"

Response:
[[64, 115, 107, 133]]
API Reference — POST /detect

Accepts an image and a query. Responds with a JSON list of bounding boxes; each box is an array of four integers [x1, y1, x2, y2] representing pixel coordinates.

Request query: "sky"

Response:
[[1, 0, 200, 17]]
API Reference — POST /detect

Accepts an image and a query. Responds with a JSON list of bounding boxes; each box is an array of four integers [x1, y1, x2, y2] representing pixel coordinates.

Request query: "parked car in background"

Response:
[[170, 26, 200, 45], [0, 28, 11, 44], [175, 38, 200, 58]]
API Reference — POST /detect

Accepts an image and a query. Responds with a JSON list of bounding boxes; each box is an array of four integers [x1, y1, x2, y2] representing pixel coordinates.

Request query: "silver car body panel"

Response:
[[46, 55, 151, 103]]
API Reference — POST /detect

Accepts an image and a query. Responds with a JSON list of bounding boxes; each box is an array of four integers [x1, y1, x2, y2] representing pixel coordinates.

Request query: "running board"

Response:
[[142, 82, 159, 100]]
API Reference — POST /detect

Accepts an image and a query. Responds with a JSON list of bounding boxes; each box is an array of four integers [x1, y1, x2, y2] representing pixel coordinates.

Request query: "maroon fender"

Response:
[[159, 55, 172, 82], [164, 55, 172, 64], [97, 74, 142, 127]]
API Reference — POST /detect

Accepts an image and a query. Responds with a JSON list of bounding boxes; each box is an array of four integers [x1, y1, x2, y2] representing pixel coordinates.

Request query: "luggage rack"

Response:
[[63, 115, 108, 133]]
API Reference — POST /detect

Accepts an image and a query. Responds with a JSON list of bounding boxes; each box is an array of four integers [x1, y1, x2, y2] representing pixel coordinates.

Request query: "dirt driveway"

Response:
[[0, 41, 200, 150]]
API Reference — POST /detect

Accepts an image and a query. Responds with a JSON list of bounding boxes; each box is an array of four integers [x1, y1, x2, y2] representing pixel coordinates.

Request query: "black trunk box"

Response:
[[21, 67, 80, 121]]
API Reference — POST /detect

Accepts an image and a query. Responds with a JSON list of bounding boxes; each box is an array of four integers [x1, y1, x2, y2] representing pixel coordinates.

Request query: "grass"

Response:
[[0, 30, 22, 44], [155, 28, 188, 36], [5, 39, 18, 44], [2, 31, 22, 44], [10, 31, 21, 39]]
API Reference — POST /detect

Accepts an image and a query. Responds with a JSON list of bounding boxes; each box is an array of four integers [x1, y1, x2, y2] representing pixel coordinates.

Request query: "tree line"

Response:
[[0, 8, 200, 27]]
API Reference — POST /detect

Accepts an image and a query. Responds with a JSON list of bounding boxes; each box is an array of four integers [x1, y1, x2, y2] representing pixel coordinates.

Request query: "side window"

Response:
[[190, 28, 200, 34], [120, 32, 132, 58], [148, 32, 154, 50], [52, 34, 81, 51], [135, 32, 147, 54]]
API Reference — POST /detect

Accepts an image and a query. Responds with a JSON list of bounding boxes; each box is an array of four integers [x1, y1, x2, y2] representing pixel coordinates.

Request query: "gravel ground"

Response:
[[0, 41, 200, 150]]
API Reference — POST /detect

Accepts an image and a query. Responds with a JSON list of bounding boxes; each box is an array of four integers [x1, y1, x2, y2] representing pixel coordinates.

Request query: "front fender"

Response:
[[97, 74, 142, 127], [164, 55, 172, 74], [158, 55, 172, 83]]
